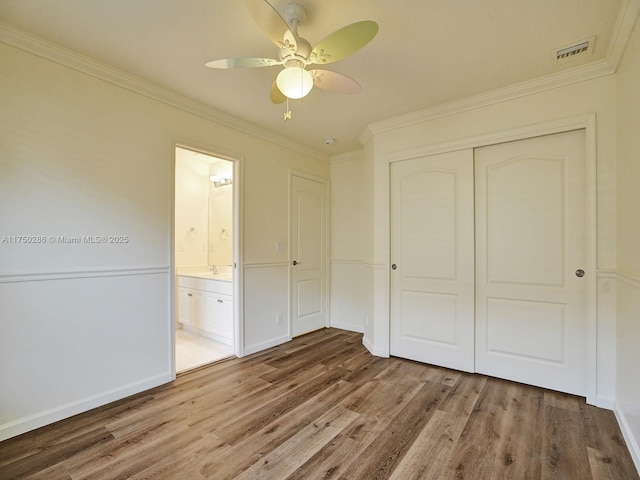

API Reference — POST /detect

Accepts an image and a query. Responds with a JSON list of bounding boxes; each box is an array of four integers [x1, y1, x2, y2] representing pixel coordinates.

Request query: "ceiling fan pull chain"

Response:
[[284, 97, 292, 121]]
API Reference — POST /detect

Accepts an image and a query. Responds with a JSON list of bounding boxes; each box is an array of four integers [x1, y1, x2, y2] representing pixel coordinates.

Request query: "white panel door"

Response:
[[291, 175, 327, 337], [475, 130, 587, 395], [390, 149, 475, 372]]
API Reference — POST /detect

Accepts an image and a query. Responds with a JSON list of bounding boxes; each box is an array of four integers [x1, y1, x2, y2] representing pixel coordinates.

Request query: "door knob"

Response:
[[292, 260, 301, 266], [575, 269, 585, 278], [391, 264, 397, 270]]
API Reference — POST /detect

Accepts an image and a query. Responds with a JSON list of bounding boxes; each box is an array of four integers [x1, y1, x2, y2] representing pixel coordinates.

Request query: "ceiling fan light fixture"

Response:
[[276, 66, 313, 99]]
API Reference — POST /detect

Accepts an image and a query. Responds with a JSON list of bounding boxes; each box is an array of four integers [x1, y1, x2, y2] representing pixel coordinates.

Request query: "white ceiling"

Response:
[[0, 0, 627, 155]]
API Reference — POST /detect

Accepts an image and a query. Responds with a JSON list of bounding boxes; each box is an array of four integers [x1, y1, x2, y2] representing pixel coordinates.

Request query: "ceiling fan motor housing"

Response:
[[283, 2, 306, 29], [280, 3, 312, 62]]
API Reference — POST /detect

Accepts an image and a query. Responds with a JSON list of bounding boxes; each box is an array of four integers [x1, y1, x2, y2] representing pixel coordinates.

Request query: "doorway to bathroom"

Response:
[[174, 146, 238, 373]]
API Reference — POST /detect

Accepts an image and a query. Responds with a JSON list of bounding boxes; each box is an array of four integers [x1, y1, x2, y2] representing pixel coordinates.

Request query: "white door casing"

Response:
[[390, 149, 475, 372], [475, 129, 588, 396], [290, 174, 328, 337]]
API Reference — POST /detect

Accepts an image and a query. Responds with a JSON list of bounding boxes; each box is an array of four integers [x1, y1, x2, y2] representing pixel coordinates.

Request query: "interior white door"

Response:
[[475, 129, 588, 395], [290, 174, 327, 337], [390, 149, 475, 372]]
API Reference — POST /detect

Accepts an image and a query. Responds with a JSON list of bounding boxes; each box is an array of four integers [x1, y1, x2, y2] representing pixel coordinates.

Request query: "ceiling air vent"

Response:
[[554, 36, 595, 63]]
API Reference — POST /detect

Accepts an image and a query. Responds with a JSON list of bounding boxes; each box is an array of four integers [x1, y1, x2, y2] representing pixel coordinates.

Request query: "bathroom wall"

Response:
[[175, 149, 209, 268], [208, 161, 233, 268]]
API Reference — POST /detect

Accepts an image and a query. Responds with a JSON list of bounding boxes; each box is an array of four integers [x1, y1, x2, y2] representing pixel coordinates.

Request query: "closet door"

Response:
[[475, 130, 588, 395], [390, 149, 475, 372]]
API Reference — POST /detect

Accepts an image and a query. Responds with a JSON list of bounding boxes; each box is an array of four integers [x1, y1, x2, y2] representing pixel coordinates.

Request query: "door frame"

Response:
[[385, 114, 597, 403], [288, 169, 331, 336], [171, 142, 245, 378]]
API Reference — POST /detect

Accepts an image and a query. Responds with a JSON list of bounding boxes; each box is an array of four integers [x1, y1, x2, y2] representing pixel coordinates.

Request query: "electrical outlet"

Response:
[[276, 312, 282, 325]]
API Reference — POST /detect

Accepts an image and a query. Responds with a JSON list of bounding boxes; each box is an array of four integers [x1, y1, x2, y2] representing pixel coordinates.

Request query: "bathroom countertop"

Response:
[[178, 272, 232, 282]]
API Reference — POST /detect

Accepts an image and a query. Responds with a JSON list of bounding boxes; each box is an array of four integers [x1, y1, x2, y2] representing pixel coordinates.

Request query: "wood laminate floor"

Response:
[[1, 328, 638, 480]]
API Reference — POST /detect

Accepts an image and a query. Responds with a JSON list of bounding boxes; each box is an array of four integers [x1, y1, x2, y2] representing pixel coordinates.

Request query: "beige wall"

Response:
[[329, 151, 367, 332], [615, 12, 640, 470], [0, 40, 328, 440]]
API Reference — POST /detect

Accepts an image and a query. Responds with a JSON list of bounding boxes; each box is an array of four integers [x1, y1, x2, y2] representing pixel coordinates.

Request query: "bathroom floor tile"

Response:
[[176, 329, 233, 372]]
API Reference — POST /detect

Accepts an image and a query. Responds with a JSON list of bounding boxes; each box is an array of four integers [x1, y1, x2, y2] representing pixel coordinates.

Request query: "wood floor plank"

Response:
[[338, 380, 450, 480], [285, 378, 428, 480], [19, 462, 72, 480], [383, 374, 485, 480], [387, 409, 468, 480], [0, 427, 113, 480], [485, 382, 544, 479], [544, 390, 583, 413], [541, 404, 593, 480], [199, 379, 358, 479], [444, 377, 524, 479], [69, 424, 203, 480], [438, 372, 486, 416], [187, 363, 329, 436], [0, 395, 152, 469], [232, 406, 360, 480], [0, 328, 637, 480], [580, 403, 640, 480], [341, 354, 395, 386], [214, 366, 351, 445], [127, 434, 226, 480]]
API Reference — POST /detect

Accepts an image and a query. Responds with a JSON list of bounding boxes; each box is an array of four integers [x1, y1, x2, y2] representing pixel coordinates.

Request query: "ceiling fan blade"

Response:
[[244, 0, 297, 51], [205, 57, 281, 69], [310, 70, 361, 94], [270, 80, 287, 104], [310, 21, 378, 65]]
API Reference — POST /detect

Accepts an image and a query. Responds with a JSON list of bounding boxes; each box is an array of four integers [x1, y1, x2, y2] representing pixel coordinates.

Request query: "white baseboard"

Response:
[[595, 395, 616, 410], [243, 335, 291, 356], [0, 372, 173, 442], [330, 321, 364, 334], [614, 401, 640, 476], [362, 335, 389, 358]]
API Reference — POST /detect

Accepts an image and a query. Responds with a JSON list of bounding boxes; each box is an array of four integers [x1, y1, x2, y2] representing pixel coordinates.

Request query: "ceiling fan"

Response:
[[205, 0, 378, 115]]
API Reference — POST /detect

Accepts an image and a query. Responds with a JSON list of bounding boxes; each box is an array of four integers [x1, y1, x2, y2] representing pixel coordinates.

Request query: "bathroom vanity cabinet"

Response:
[[177, 275, 232, 345]]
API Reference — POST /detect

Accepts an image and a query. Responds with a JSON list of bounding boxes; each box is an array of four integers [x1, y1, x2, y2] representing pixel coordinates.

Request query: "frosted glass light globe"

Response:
[[276, 67, 313, 99]]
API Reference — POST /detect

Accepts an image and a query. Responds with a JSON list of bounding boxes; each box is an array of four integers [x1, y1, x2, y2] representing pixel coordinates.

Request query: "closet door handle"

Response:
[[292, 260, 301, 266], [391, 264, 397, 270], [575, 269, 585, 278]]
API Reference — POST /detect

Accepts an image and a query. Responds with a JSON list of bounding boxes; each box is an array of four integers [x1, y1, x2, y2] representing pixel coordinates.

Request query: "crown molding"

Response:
[[364, 59, 614, 139], [330, 150, 364, 164], [362, 0, 639, 141], [358, 128, 374, 149], [0, 21, 329, 163], [606, 0, 640, 68]]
